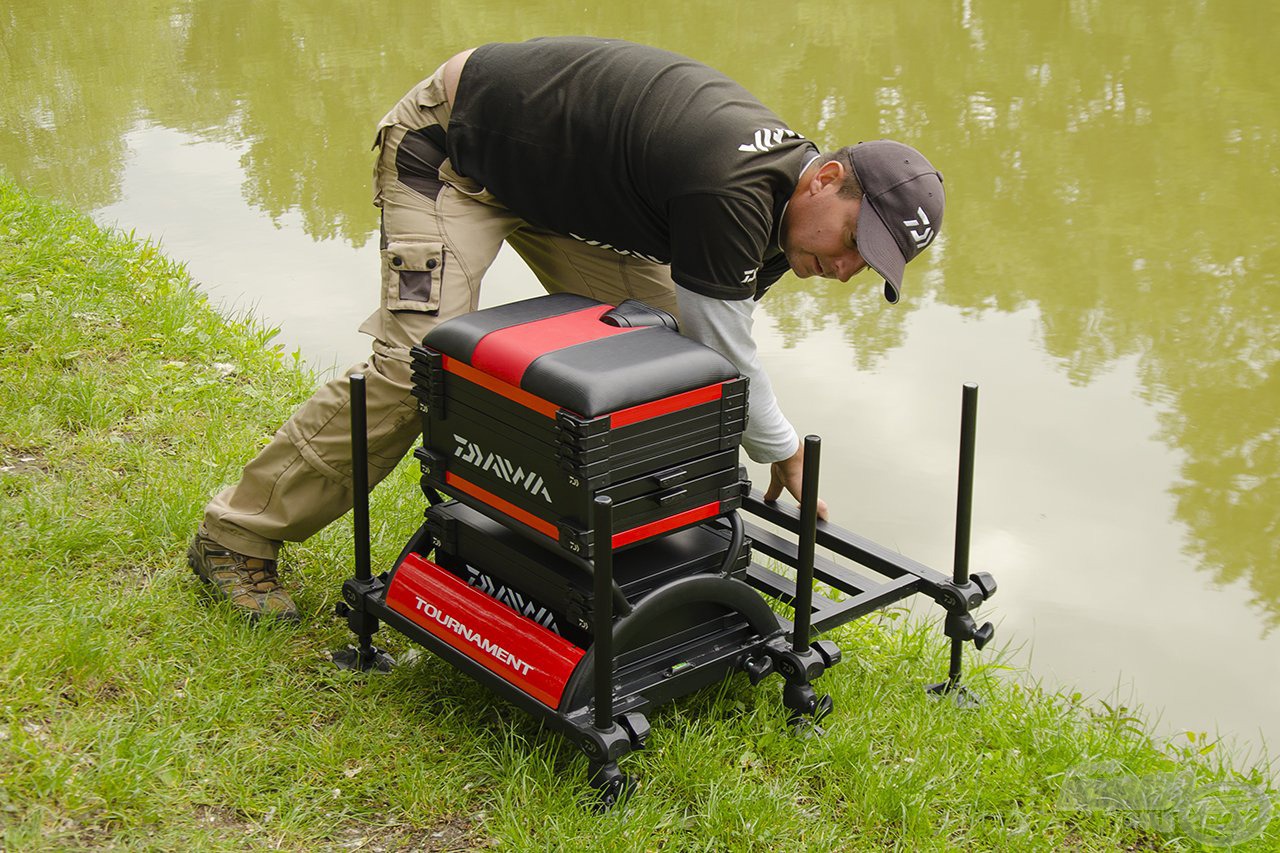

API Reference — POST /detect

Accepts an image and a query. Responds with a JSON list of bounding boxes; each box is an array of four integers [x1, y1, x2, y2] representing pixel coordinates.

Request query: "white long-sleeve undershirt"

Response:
[[675, 286, 799, 465]]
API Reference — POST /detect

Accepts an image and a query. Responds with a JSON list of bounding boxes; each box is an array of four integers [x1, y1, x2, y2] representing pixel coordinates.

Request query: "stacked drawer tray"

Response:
[[423, 499, 752, 648]]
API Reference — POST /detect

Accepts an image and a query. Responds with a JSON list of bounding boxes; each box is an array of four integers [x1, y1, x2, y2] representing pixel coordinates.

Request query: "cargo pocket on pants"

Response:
[[383, 240, 446, 313]]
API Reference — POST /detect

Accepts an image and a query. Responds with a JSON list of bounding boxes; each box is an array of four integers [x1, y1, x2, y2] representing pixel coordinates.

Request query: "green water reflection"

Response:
[[1, 0, 1276, 636]]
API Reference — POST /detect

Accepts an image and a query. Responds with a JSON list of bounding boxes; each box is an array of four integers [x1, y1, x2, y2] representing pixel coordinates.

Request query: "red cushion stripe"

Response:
[[469, 304, 636, 387]]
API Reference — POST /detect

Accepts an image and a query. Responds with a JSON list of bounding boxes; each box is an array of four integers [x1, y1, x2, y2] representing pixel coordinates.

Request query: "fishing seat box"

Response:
[[410, 293, 749, 557]]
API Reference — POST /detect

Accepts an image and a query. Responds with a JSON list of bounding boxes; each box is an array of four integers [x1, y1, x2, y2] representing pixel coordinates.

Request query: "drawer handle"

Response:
[[656, 487, 688, 507], [653, 468, 689, 488]]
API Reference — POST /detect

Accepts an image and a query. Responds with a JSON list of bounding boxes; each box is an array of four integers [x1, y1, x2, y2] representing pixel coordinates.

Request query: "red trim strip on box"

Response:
[[387, 552, 585, 707], [442, 355, 560, 419], [608, 381, 725, 429], [612, 501, 722, 549], [470, 305, 638, 387], [445, 472, 559, 540]]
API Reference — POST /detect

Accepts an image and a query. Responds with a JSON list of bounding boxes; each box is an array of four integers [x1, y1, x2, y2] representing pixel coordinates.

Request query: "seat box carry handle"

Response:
[[599, 299, 679, 331], [652, 467, 689, 489], [655, 487, 688, 507]]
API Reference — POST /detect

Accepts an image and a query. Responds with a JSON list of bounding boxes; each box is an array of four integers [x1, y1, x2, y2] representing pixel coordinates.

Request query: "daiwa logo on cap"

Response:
[[903, 207, 934, 249]]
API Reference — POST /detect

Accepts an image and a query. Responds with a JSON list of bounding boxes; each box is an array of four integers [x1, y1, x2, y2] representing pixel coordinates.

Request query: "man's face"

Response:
[[781, 161, 872, 283]]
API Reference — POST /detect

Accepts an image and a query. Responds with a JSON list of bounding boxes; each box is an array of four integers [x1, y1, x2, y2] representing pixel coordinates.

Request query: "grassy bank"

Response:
[[0, 176, 1275, 851]]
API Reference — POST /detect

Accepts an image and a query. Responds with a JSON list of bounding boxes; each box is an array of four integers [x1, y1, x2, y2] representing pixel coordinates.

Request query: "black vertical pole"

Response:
[[792, 435, 821, 653], [954, 384, 978, 587], [946, 383, 979, 686], [350, 374, 372, 583], [330, 373, 392, 673], [592, 496, 615, 731]]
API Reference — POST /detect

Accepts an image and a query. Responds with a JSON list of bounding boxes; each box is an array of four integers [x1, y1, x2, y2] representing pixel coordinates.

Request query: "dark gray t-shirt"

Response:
[[447, 37, 816, 300]]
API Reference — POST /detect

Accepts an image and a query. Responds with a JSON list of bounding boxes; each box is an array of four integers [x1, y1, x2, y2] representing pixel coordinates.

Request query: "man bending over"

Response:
[[190, 37, 945, 622]]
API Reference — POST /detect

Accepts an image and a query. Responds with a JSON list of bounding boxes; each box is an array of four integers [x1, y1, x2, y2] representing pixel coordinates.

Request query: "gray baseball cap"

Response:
[[848, 140, 945, 303]]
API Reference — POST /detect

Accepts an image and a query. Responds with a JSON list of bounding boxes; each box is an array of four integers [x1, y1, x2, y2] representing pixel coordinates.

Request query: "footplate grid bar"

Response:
[[734, 490, 961, 636]]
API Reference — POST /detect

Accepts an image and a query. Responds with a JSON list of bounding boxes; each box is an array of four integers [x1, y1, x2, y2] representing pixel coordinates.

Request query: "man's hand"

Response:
[[762, 444, 829, 521]]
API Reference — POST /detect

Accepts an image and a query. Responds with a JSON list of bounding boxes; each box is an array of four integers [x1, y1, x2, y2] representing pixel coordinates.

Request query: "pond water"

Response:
[[3, 1, 1277, 761]]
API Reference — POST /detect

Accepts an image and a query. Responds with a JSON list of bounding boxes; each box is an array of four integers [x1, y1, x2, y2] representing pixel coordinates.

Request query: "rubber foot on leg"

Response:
[[331, 644, 395, 672]]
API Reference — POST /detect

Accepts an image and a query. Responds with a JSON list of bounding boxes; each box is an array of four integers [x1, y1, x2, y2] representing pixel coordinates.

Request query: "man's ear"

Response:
[[810, 159, 844, 195]]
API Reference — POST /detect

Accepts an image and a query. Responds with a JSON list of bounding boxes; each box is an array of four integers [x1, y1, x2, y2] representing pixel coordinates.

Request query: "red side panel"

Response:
[[448, 470, 725, 553], [387, 552, 585, 707], [470, 305, 636, 387], [613, 501, 721, 549], [444, 472, 560, 540], [609, 381, 725, 429]]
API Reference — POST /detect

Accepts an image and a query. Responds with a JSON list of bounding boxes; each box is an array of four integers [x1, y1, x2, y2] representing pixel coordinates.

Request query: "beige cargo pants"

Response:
[[201, 63, 680, 560]]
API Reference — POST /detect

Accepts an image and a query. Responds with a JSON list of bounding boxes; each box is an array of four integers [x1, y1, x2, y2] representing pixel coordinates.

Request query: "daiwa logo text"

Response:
[[454, 434, 553, 503], [465, 567, 562, 635], [413, 595, 534, 676]]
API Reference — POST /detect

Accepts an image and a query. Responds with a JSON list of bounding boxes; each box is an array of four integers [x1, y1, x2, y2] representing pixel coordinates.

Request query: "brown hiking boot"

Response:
[[188, 534, 300, 624]]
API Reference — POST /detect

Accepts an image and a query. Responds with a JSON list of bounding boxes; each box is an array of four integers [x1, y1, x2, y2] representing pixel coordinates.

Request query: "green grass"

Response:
[[0, 175, 1275, 850]]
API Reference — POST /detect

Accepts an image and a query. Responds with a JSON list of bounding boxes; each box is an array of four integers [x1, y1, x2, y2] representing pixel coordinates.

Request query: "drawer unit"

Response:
[[423, 499, 752, 647]]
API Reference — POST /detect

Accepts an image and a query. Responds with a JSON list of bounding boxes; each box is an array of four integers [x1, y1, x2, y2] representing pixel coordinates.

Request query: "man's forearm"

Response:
[[674, 286, 799, 463]]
